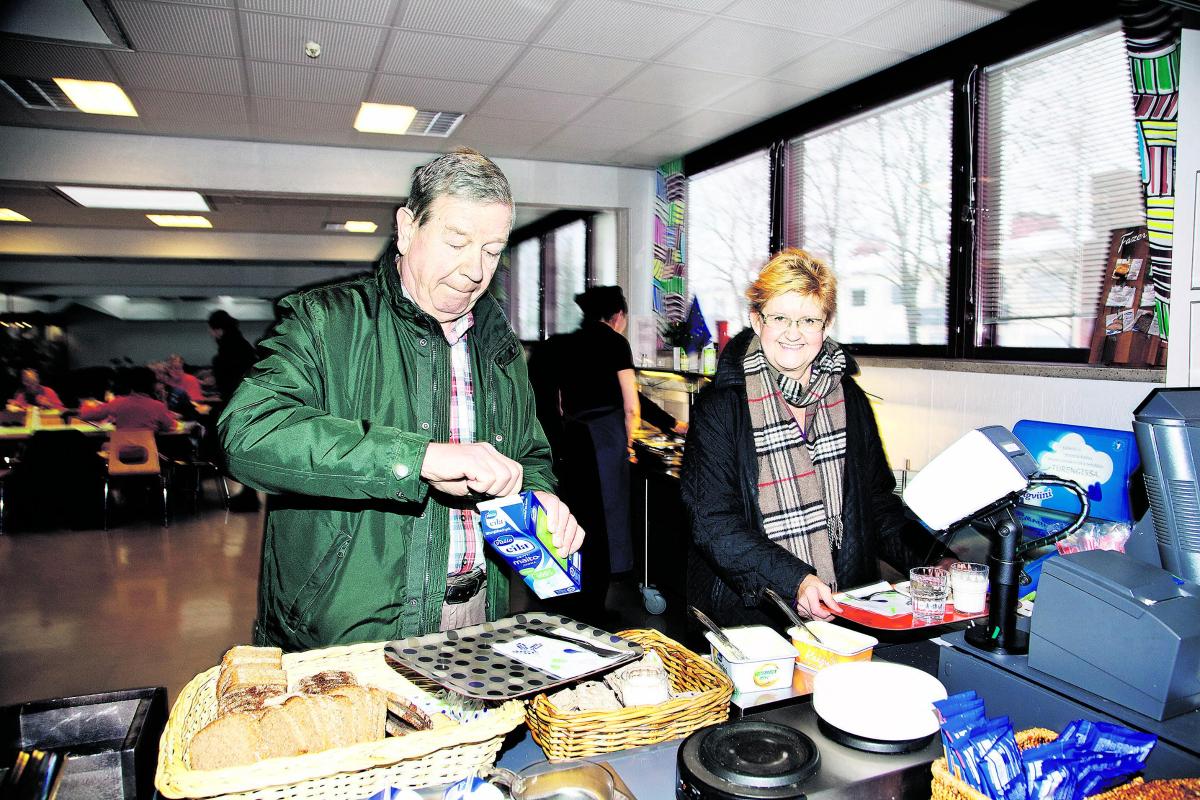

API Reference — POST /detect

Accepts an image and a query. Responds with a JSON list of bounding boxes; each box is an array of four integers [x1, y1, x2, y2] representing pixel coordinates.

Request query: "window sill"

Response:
[[854, 356, 1165, 383]]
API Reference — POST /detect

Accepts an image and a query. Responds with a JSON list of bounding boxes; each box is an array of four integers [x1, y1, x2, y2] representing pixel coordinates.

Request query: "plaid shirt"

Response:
[[443, 312, 482, 577]]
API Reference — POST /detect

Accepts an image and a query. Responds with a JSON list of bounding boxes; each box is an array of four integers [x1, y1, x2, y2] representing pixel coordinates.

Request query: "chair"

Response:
[[104, 429, 169, 529], [157, 433, 229, 514]]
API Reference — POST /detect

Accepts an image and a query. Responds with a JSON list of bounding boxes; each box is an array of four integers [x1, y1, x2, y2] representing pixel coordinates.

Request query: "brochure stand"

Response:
[[1087, 226, 1166, 367]]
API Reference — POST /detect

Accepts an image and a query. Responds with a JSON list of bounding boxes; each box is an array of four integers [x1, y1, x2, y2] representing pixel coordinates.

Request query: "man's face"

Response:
[[395, 195, 511, 325]]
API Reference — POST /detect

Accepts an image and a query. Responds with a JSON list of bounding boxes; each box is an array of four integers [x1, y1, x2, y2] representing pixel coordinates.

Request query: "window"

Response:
[[686, 150, 770, 336], [681, 12, 1149, 364], [976, 28, 1144, 350], [786, 85, 953, 346], [512, 238, 540, 340], [551, 219, 586, 334]]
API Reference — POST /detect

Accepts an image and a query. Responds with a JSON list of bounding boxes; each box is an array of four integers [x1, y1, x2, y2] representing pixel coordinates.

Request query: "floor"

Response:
[[0, 492, 689, 709]]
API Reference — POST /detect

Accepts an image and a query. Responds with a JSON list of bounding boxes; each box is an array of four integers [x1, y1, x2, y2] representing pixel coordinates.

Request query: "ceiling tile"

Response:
[[0, 39, 116, 81], [400, 0, 559, 42], [452, 114, 560, 149], [475, 86, 598, 124], [238, 0, 398, 24], [536, 0, 707, 60], [772, 40, 908, 88], [379, 31, 524, 83], [609, 63, 748, 106], [704, 78, 822, 115], [248, 61, 370, 102], [611, 130, 710, 166], [242, 13, 385, 69], [107, 52, 246, 94], [636, 0, 731, 11], [845, 0, 1004, 54], [253, 97, 357, 130], [369, 74, 490, 111], [539, 123, 648, 153], [722, 0, 899, 36], [503, 48, 642, 95], [669, 107, 757, 139], [571, 97, 694, 132], [132, 0, 233, 6], [130, 89, 249, 123], [141, 119, 255, 139], [113, 1, 240, 57], [659, 18, 826, 76]]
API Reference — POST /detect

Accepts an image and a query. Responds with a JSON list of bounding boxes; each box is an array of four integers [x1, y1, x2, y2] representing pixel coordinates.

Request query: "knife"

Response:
[[690, 606, 748, 661], [764, 586, 825, 645], [535, 629, 627, 658]]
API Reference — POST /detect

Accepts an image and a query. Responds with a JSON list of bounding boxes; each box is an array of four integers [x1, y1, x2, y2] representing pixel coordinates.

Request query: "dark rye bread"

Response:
[[218, 684, 286, 717], [295, 670, 357, 695]]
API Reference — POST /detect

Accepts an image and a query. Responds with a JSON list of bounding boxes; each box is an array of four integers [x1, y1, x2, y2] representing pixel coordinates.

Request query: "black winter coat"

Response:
[[681, 329, 953, 628]]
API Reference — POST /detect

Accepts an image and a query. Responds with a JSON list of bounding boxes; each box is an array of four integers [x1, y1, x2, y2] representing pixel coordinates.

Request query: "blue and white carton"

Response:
[[477, 491, 582, 599]]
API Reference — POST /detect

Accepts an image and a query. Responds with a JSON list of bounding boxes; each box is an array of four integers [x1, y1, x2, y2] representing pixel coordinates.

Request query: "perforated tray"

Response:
[[385, 613, 641, 700]]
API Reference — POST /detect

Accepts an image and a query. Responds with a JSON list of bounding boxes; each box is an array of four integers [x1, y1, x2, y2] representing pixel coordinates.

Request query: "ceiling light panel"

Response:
[[147, 214, 212, 228], [52, 78, 137, 116], [58, 186, 211, 211], [343, 220, 378, 233], [0, 209, 31, 222], [353, 102, 417, 134]]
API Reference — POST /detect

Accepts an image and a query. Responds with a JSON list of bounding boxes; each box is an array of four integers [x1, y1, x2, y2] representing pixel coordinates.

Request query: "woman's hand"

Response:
[[795, 574, 842, 620]]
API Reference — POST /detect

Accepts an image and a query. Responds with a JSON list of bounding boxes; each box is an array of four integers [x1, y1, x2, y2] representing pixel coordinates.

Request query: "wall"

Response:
[[856, 364, 1160, 471], [66, 318, 273, 369], [1166, 27, 1200, 387]]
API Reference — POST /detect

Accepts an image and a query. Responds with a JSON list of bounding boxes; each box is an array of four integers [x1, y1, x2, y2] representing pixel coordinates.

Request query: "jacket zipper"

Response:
[[419, 332, 440, 633]]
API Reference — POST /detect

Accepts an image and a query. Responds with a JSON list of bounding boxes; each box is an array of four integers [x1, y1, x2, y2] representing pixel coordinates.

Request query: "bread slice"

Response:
[[257, 696, 314, 760], [217, 664, 287, 700], [188, 712, 270, 770], [221, 645, 282, 670], [218, 684, 286, 717], [295, 670, 357, 695]]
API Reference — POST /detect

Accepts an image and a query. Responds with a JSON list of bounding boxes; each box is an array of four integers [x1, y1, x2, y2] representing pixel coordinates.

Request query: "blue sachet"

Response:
[[1024, 756, 1077, 800]]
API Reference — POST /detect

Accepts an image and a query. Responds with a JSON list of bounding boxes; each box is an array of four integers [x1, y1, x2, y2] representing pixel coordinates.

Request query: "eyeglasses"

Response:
[[760, 313, 826, 333]]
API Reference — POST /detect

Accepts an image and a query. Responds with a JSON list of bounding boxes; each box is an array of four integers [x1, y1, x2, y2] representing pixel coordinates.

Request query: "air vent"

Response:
[[408, 110, 463, 137], [0, 76, 78, 111]]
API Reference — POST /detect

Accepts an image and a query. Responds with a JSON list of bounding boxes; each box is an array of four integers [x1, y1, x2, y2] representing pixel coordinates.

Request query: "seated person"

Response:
[[682, 249, 956, 626], [8, 369, 65, 411], [166, 353, 205, 402], [80, 367, 178, 432], [152, 363, 200, 421]]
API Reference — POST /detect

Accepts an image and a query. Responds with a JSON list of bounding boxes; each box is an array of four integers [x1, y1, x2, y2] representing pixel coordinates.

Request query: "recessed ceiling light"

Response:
[[353, 102, 417, 135], [147, 214, 212, 228], [52, 78, 137, 116], [343, 220, 378, 233], [58, 186, 210, 211], [0, 209, 31, 222]]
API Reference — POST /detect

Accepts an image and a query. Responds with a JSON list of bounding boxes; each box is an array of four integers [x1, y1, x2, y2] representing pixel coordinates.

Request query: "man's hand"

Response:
[[532, 491, 585, 555], [933, 555, 960, 571], [421, 442, 523, 498], [795, 574, 842, 620]]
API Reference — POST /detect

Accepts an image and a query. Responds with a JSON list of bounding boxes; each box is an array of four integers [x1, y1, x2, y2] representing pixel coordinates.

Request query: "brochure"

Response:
[[834, 580, 913, 618]]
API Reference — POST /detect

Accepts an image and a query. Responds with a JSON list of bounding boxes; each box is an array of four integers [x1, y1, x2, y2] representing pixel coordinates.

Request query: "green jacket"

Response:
[[219, 253, 555, 650]]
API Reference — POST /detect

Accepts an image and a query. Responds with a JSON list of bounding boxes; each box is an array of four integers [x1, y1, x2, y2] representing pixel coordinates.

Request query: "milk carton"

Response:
[[477, 491, 582, 599]]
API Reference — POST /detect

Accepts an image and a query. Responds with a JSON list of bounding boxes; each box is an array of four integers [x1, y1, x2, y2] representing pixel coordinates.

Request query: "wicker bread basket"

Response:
[[525, 628, 733, 762], [930, 727, 1184, 800], [155, 641, 525, 799]]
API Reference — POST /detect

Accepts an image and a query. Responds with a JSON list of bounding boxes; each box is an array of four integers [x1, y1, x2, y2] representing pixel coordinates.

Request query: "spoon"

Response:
[[689, 605, 747, 661], [763, 586, 825, 645]]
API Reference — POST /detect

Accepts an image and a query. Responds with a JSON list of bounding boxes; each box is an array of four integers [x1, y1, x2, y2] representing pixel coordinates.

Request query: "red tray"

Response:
[[831, 601, 988, 630]]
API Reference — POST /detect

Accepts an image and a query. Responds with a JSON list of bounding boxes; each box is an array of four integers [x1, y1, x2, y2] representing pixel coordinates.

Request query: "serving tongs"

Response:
[[763, 586, 825, 645], [689, 605, 748, 661]]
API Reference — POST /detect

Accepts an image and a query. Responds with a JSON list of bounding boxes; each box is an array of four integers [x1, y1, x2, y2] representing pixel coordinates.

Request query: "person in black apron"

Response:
[[530, 286, 639, 626]]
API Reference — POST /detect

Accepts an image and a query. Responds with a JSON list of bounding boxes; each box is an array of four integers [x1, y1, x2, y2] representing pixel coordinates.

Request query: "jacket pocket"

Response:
[[283, 530, 352, 636]]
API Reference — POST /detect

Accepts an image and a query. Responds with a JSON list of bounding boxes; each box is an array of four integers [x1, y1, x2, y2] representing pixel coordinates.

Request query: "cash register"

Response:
[[903, 390, 1200, 777]]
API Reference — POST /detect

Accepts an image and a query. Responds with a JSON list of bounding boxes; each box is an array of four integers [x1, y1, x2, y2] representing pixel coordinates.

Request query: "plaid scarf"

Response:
[[743, 336, 849, 587]]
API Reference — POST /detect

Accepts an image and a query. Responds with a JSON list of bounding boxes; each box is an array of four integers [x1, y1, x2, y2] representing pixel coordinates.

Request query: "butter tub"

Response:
[[706, 625, 797, 693], [788, 621, 877, 671]]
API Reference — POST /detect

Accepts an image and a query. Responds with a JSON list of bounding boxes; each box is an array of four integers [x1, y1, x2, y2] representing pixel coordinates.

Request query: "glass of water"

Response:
[[909, 567, 950, 623]]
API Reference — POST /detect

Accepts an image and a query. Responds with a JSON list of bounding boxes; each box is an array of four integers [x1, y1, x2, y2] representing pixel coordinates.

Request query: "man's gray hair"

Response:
[[405, 147, 512, 226]]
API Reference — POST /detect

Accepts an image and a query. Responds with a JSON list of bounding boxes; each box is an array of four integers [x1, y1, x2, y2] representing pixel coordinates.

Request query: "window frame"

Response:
[[680, 0, 1130, 364], [507, 210, 596, 341]]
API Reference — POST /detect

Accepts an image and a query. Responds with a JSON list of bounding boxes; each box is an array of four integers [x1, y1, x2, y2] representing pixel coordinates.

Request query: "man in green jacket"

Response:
[[219, 148, 584, 650]]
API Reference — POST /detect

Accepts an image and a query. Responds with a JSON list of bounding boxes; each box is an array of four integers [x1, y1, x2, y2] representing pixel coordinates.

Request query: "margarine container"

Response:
[[478, 491, 582, 599], [705, 625, 797, 693], [788, 621, 877, 671]]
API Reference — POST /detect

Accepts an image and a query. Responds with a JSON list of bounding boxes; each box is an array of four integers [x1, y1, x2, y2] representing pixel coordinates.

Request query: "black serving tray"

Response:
[[385, 613, 641, 700], [0, 687, 167, 800]]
